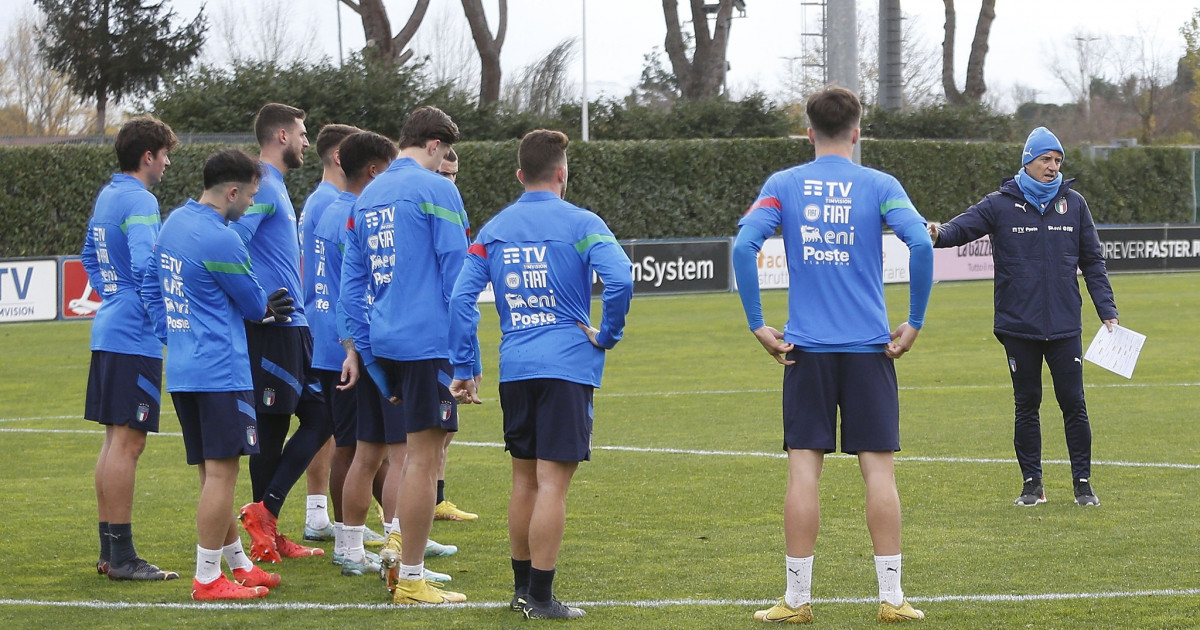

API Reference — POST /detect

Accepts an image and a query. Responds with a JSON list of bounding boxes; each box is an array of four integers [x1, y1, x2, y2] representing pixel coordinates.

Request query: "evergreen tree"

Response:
[[33, 0, 206, 134]]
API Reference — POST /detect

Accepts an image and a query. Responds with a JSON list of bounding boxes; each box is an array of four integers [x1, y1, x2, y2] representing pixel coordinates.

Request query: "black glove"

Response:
[[261, 287, 295, 324]]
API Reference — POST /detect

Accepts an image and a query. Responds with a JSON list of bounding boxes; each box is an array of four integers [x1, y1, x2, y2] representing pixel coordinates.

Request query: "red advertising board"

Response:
[[60, 257, 102, 319]]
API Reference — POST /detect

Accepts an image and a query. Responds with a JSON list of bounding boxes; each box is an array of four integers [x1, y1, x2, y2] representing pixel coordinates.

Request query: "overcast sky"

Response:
[[2, 0, 1196, 112]]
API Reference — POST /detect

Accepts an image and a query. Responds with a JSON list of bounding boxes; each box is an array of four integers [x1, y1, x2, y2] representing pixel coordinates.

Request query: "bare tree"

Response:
[[338, 0, 429, 64], [941, 0, 995, 105], [662, 0, 734, 100], [461, 0, 506, 105], [3, 9, 89, 135], [213, 0, 319, 66], [411, 1, 479, 94], [1110, 29, 1179, 144], [504, 37, 577, 116]]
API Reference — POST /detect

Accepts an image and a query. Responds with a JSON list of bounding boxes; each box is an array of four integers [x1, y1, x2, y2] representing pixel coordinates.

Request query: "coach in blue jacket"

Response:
[[929, 126, 1119, 508]]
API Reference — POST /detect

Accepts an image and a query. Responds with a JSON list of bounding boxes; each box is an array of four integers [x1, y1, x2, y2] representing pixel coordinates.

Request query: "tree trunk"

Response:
[[339, 0, 429, 63], [941, 0, 963, 105], [941, 0, 994, 105], [663, 0, 734, 100], [461, 0, 506, 105], [963, 0, 996, 101], [94, 91, 107, 136]]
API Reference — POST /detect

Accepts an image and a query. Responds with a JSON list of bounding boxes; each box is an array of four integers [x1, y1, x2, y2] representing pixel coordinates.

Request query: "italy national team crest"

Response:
[[263, 388, 276, 406], [440, 401, 452, 423], [246, 426, 258, 447], [1055, 198, 1067, 214], [135, 404, 150, 423]]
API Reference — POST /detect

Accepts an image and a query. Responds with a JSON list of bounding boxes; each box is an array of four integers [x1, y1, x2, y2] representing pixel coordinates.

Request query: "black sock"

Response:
[[436, 480, 446, 504], [98, 522, 111, 562], [512, 558, 532, 594], [108, 522, 136, 566], [529, 566, 556, 603]]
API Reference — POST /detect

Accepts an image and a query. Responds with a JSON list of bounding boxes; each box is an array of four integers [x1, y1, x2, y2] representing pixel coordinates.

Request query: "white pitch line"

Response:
[[2, 430, 1198, 470], [596, 382, 1200, 397], [2, 588, 1198, 611]]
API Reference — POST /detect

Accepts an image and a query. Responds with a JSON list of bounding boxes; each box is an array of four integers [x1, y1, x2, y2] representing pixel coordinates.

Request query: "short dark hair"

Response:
[[518, 129, 569, 184], [254, 103, 306, 146], [114, 116, 179, 173], [339, 131, 399, 179], [806, 85, 861, 141], [203, 148, 260, 190], [397, 106, 460, 150], [316, 123, 360, 165], [444, 147, 458, 163]]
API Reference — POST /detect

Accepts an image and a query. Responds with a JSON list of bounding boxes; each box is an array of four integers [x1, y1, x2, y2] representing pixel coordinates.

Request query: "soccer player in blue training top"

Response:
[[448, 129, 634, 620], [928, 126, 1118, 508], [341, 105, 468, 605], [143, 148, 295, 600], [732, 85, 933, 624], [233, 103, 329, 563], [298, 122, 360, 543], [431, 146, 479, 524], [311, 130, 403, 578], [81, 115, 179, 581]]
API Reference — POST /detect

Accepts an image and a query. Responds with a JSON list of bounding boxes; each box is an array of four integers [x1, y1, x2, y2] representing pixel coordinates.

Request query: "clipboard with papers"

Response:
[[1083, 324, 1146, 379]]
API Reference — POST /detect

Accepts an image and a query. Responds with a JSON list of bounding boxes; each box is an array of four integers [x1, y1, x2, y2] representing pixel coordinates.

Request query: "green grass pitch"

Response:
[[1, 272, 1198, 628]]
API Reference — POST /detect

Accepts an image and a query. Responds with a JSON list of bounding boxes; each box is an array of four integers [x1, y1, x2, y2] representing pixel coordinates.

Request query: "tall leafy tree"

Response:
[[33, 0, 206, 134]]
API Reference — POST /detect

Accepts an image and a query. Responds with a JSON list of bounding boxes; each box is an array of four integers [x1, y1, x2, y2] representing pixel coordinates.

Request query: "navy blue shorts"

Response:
[[84, 351, 162, 432], [315, 369, 359, 448], [499, 378, 594, 462], [782, 350, 900, 454], [171, 391, 260, 465], [377, 358, 458, 435], [355, 363, 407, 445], [244, 324, 325, 414]]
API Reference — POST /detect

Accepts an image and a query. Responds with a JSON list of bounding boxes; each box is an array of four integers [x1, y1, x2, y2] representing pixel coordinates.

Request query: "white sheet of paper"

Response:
[[1084, 324, 1145, 379]]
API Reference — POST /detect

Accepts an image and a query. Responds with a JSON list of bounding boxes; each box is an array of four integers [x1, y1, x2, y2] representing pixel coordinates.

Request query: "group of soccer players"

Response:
[[82, 84, 1121, 623], [82, 103, 633, 618]]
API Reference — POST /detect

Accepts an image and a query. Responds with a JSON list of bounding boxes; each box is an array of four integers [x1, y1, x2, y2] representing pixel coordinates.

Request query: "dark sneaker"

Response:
[[523, 596, 586, 619], [1074, 478, 1100, 506], [107, 557, 179, 581], [510, 588, 529, 612], [96, 559, 110, 576], [1014, 477, 1046, 506]]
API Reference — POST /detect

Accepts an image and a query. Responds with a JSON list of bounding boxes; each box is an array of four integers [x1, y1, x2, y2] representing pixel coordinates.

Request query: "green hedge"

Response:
[[0, 139, 1192, 257]]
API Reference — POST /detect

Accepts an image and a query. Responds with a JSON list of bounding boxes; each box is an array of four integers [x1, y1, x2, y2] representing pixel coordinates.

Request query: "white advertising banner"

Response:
[[0, 259, 58, 323]]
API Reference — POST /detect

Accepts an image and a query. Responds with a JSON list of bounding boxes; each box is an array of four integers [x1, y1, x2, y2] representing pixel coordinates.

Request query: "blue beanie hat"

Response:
[[1022, 126, 1063, 165]]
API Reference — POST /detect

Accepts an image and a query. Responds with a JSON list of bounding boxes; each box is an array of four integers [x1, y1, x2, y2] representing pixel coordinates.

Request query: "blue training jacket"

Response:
[[341, 157, 469, 364], [448, 191, 634, 388], [80, 173, 163, 359], [935, 177, 1118, 341]]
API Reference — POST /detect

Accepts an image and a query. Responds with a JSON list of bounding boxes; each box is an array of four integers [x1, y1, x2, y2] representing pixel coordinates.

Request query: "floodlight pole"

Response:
[[827, 0, 859, 163], [336, 0, 344, 66], [581, 0, 590, 142]]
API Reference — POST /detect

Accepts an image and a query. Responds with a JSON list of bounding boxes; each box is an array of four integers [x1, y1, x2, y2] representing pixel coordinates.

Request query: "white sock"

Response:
[[333, 522, 346, 557], [784, 555, 813, 608], [195, 545, 223, 584], [875, 554, 904, 606], [221, 539, 253, 572], [306, 494, 331, 529], [399, 562, 424, 581], [344, 525, 365, 563]]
